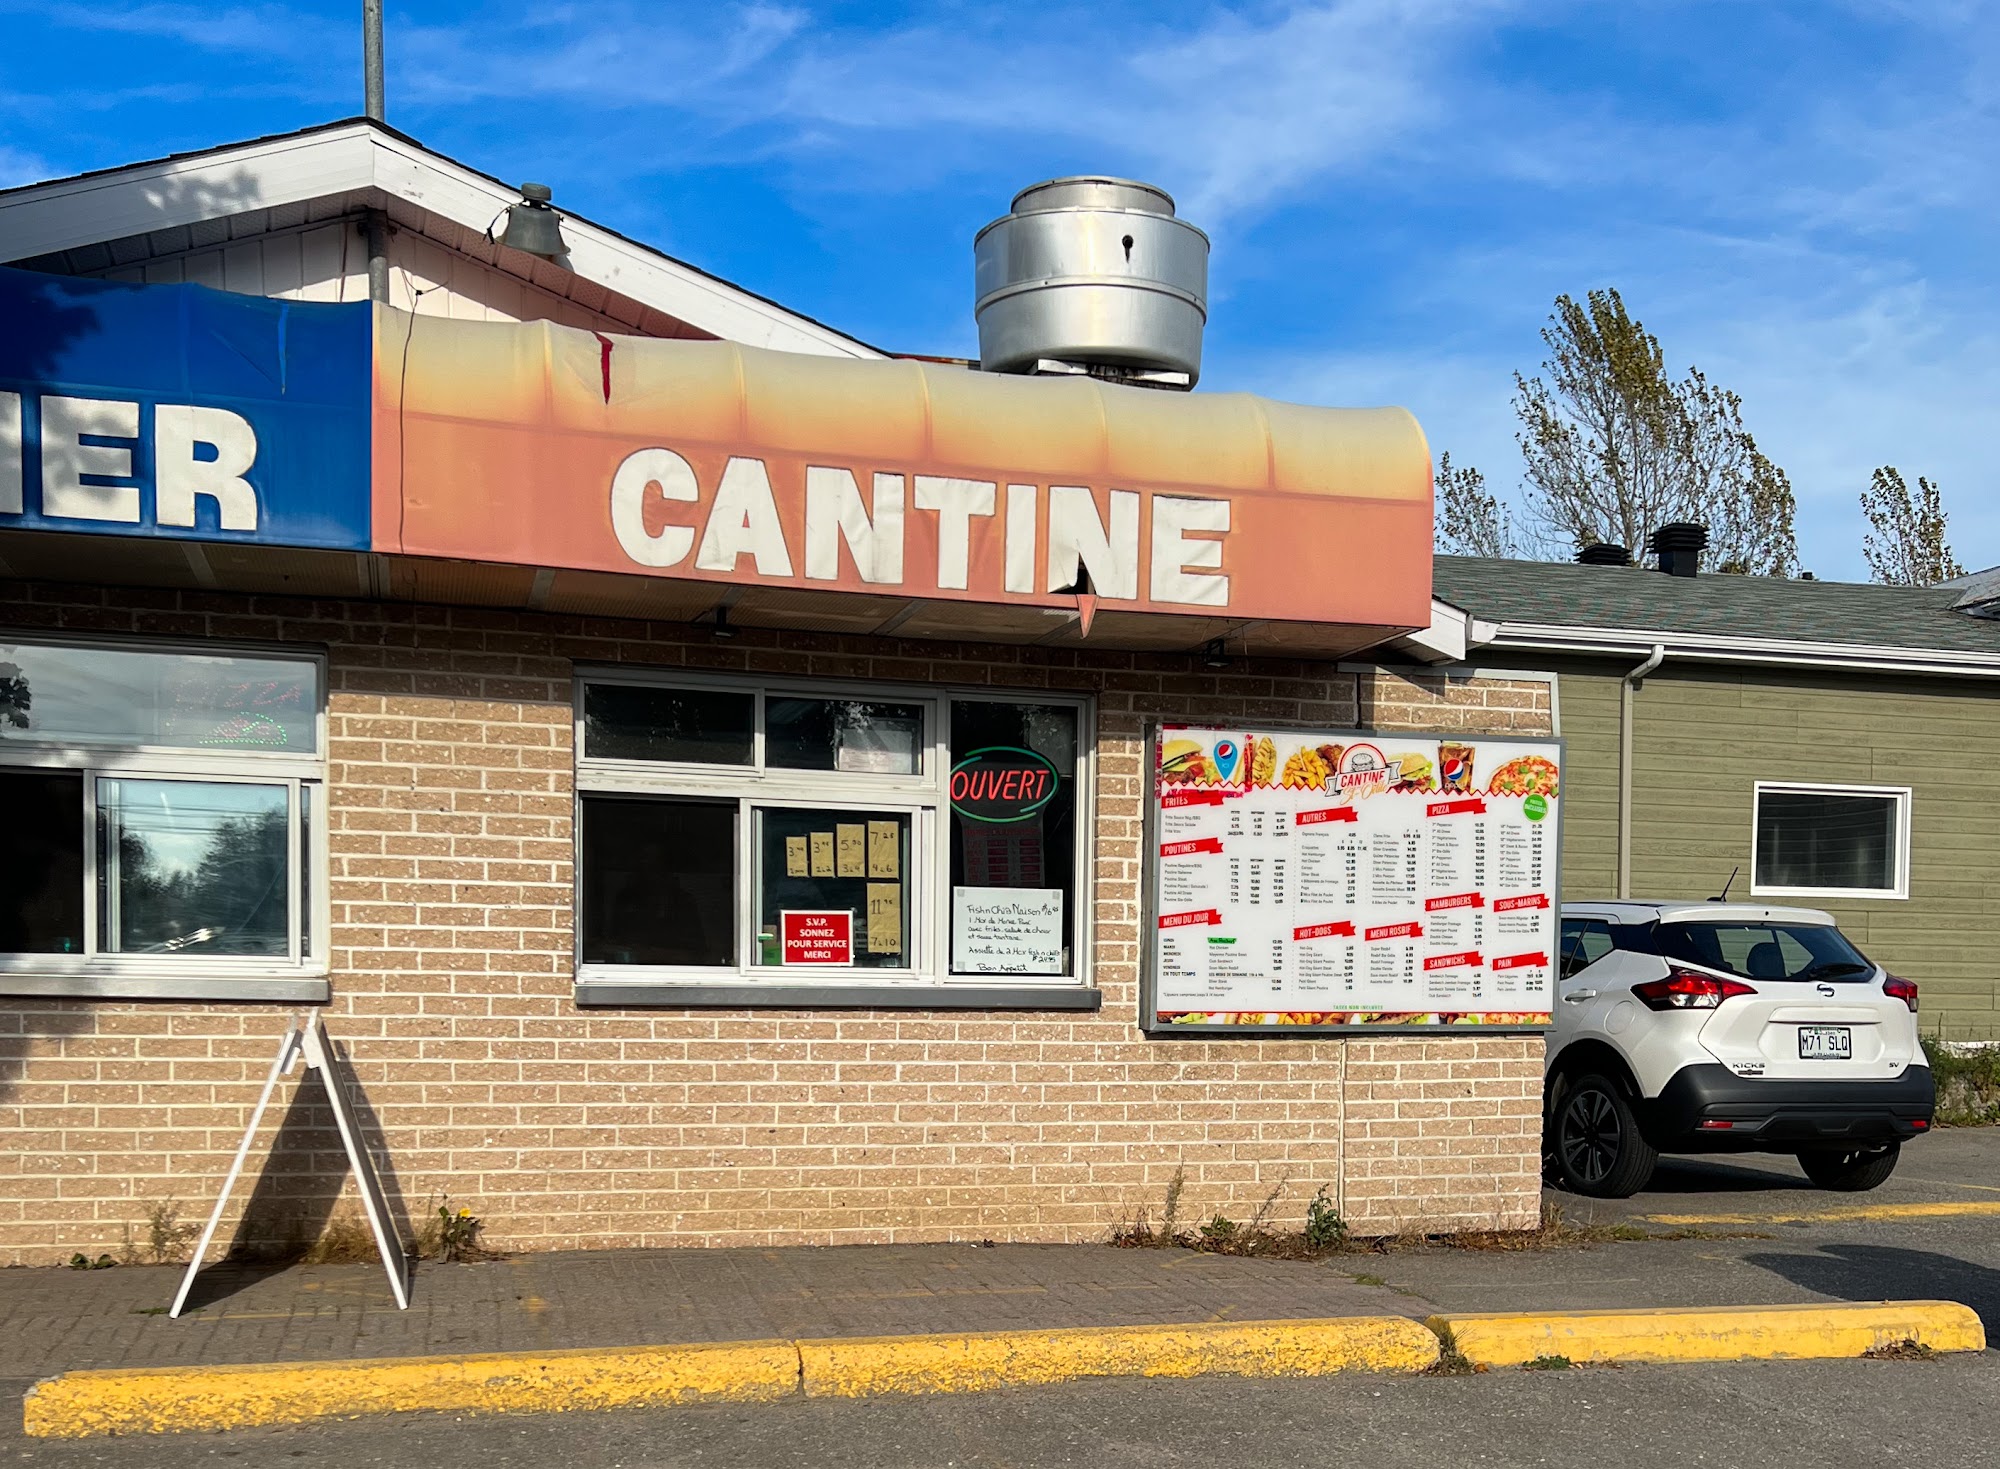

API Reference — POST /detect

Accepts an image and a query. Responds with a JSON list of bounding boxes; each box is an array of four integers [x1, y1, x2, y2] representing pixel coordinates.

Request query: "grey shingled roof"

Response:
[[1434, 555, 2000, 655]]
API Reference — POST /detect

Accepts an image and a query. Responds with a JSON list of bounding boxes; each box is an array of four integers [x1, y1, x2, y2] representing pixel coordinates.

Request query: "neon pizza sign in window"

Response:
[[950, 746, 1060, 824]]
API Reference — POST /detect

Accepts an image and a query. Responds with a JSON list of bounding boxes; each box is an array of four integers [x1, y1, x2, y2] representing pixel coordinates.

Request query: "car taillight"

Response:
[[1633, 967, 1758, 1010], [1884, 975, 1918, 1013]]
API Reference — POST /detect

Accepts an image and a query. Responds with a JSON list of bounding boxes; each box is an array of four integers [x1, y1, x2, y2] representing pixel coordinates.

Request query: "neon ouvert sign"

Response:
[[949, 746, 1060, 824]]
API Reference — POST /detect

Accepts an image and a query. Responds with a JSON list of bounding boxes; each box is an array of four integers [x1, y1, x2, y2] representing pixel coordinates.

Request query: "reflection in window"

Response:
[[96, 779, 290, 957], [0, 643, 317, 752], [766, 699, 923, 774], [1755, 790, 1900, 892]]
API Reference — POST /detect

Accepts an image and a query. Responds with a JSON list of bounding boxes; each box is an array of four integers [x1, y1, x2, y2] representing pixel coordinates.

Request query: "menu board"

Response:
[[1146, 723, 1560, 1032]]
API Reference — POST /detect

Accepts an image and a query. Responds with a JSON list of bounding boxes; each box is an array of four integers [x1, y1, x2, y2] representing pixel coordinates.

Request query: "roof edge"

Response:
[[1483, 621, 2000, 677]]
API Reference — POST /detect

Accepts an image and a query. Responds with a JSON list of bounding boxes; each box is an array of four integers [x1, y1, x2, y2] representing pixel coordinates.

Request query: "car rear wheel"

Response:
[[1551, 1073, 1658, 1199], [1797, 1141, 1901, 1192]]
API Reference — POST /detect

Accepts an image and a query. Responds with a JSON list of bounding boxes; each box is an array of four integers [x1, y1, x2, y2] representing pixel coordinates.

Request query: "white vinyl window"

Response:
[[573, 670, 1092, 997], [0, 636, 329, 998], [1751, 782, 1910, 901]]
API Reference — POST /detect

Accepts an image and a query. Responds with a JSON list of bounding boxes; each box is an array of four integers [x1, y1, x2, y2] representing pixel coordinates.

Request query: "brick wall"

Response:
[[0, 581, 1553, 1262]]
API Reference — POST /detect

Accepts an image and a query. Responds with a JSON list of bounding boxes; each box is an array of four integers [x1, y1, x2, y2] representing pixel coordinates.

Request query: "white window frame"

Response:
[[0, 632, 330, 1000], [573, 668, 1094, 999], [1750, 781, 1911, 902]]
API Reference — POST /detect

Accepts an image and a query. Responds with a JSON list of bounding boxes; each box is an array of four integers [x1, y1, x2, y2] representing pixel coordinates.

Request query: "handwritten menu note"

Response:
[[1149, 726, 1560, 1031], [952, 887, 1063, 974], [867, 882, 903, 955], [810, 831, 834, 878], [837, 824, 866, 878], [785, 836, 808, 877], [867, 820, 900, 878]]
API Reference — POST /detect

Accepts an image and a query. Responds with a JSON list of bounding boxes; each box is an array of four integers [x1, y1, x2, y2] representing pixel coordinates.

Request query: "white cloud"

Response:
[[0, 145, 51, 188]]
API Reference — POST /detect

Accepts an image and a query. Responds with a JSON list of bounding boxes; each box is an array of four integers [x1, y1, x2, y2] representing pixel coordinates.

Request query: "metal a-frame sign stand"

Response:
[[170, 1013, 410, 1317]]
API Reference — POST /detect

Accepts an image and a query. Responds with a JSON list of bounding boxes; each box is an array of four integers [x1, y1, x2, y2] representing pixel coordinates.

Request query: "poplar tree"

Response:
[[1432, 452, 1518, 558], [1513, 289, 1799, 575], [1861, 466, 1963, 586]]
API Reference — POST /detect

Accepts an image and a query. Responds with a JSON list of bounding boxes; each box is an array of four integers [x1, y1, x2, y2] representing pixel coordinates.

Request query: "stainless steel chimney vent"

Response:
[[974, 176, 1209, 387]]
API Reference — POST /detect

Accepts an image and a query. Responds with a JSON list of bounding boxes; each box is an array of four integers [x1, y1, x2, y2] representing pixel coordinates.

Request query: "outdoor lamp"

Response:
[[499, 182, 566, 259]]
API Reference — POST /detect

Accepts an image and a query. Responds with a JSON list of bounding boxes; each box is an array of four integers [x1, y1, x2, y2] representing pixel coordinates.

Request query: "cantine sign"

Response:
[[608, 450, 1231, 607], [951, 746, 1061, 824], [379, 316, 1436, 629]]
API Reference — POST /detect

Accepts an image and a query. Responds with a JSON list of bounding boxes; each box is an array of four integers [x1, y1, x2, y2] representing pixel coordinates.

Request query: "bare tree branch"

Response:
[[1433, 452, 1519, 558]]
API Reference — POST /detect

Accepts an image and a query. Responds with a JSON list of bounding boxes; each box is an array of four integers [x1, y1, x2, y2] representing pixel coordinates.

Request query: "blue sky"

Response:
[[4, 1, 1996, 579]]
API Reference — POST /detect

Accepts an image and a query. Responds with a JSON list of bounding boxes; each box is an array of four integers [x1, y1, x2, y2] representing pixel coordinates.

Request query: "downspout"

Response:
[[1618, 644, 1666, 899]]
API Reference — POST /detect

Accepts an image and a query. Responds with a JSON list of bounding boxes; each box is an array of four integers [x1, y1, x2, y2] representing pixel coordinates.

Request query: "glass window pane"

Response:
[[947, 701, 1078, 976], [1756, 792, 1897, 890], [1658, 922, 1873, 982], [766, 698, 924, 774], [299, 784, 314, 960], [0, 643, 317, 752], [0, 770, 85, 954], [582, 684, 754, 764], [579, 797, 736, 965], [754, 808, 911, 970], [97, 779, 290, 957]]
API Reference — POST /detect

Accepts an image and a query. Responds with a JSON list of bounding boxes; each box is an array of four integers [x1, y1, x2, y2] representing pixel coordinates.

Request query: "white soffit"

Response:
[[0, 120, 882, 360]]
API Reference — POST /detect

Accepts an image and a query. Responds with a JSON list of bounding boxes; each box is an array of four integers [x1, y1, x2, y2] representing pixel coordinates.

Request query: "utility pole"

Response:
[[362, 0, 389, 304], [363, 0, 385, 122]]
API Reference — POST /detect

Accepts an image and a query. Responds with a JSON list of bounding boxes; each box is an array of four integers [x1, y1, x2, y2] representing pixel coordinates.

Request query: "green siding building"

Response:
[[1436, 555, 2000, 1039]]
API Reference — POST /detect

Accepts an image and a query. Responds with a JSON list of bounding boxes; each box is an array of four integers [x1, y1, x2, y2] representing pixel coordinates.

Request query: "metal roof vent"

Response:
[[973, 177, 1210, 389], [1576, 543, 1634, 567], [1647, 522, 1709, 578]]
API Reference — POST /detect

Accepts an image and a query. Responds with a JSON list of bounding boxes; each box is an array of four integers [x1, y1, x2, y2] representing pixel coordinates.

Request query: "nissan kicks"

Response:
[[1545, 901, 1933, 1198]]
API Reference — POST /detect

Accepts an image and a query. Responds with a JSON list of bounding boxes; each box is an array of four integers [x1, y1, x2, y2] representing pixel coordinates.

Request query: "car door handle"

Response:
[[1562, 989, 1598, 1003]]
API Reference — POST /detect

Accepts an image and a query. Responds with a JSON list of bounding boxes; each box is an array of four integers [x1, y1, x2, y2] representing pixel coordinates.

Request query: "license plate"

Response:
[[1798, 1025, 1852, 1060]]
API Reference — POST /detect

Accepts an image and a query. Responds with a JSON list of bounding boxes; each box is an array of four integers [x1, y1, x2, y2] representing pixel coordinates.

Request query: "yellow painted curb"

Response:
[[1430, 1301, 1986, 1368], [22, 1339, 800, 1439], [797, 1316, 1441, 1397], [1643, 1200, 2000, 1226]]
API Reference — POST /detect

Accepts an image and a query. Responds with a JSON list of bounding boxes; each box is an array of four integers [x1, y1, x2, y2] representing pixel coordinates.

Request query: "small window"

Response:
[[1560, 919, 1613, 978], [581, 683, 754, 765], [578, 796, 737, 966], [766, 698, 923, 775], [97, 778, 292, 957], [753, 808, 912, 969], [948, 701, 1078, 977], [0, 637, 325, 994], [1752, 784, 1908, 899]]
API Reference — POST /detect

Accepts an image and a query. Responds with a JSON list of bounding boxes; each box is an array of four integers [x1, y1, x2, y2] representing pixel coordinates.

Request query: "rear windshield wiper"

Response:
[[1799, 961, 1870, 981]]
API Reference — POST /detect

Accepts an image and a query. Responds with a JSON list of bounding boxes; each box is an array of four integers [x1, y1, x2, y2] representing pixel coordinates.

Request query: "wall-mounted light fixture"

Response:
[[496, 182, 567, 260]]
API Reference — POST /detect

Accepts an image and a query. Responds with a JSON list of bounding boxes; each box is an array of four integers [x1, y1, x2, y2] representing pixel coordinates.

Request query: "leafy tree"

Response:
[[1514, 289, 1799, 575], [1861, 467, 1963, 587], [1432, 452, 1519, 558]]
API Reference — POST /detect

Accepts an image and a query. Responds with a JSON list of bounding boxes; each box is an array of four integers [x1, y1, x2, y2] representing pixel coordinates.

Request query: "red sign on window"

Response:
[[780, 910, 853, 966]]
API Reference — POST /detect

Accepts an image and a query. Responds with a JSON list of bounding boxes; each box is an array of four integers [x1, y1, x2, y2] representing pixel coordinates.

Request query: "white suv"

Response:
[[1545, 901, 1933, 1198]]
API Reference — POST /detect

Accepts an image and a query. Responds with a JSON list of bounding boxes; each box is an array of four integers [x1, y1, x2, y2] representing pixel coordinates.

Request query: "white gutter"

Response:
[[1482, 622, 2000, 679], [1618, 644, 1665, 900]]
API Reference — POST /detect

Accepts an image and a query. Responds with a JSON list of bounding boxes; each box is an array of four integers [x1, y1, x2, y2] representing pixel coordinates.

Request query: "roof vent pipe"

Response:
[[1576, 543, 1633, 567], [973, 177, 1209, 389], [1647, 522, 1708, 578]]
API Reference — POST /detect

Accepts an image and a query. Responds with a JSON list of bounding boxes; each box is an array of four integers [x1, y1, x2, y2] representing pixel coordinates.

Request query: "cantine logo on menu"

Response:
[[950, 746, 1060, 824], [607, 450, 1232, 608]]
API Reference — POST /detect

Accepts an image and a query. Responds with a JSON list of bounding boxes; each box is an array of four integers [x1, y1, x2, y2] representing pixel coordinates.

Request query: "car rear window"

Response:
[[1656, 921, 1873, 983]]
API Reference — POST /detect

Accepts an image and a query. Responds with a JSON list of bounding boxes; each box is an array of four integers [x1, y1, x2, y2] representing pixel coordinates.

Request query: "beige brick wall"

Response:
[[0, 581, 1551, 1262]]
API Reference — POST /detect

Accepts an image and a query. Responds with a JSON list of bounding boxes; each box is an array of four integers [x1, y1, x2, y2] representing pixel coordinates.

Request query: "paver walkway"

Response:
[[3, 1243, 1410, 1379]]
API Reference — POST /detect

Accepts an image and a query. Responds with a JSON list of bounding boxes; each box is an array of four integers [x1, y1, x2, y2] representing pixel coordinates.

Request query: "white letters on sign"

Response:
[[1, 393, 261, 531], [599, 449, 1237, 610]]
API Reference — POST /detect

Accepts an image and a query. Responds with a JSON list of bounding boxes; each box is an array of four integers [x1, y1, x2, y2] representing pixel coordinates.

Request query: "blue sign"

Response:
[[0, 265, 371, 550]]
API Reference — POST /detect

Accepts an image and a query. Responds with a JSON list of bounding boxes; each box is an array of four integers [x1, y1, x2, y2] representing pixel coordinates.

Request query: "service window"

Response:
[[0, 637, 327, 998], [573, 673, 1091, 999], [1751, 783, 1909, 900]]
